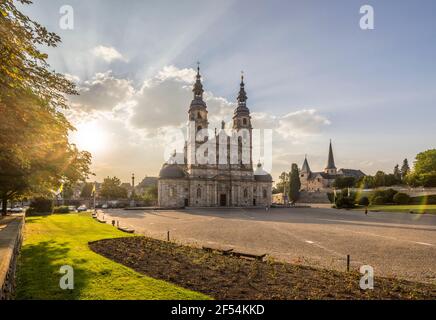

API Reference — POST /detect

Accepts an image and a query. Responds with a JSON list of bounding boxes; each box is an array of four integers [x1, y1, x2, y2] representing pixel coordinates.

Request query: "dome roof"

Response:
[[254, 163, 272, 182], [159, 164, 186, 179]]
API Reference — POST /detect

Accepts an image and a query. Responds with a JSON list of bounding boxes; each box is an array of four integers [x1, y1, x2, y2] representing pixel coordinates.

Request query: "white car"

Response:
[[102, 204, 108, 209], [9, 207, 23, 213], [77, 205, 87, 212]]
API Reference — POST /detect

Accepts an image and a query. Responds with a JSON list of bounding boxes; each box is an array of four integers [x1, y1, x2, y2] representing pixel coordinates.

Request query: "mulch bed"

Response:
[[89, 237, 436, 300]]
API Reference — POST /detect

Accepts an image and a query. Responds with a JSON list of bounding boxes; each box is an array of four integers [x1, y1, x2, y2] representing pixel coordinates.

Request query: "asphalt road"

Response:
[[101, 207, 436, 284]]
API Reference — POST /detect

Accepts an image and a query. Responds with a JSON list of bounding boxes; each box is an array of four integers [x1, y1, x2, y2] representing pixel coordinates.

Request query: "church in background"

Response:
[[158, 66, 273, 208], [299, 141, 366, 192]]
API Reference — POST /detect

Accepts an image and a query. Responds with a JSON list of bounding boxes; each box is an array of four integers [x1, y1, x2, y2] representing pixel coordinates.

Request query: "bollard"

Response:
[[347, 254, 350, 272], [112, 220, 115, 226], [117, 220, 119, 227], [167, 231, 170, 242]]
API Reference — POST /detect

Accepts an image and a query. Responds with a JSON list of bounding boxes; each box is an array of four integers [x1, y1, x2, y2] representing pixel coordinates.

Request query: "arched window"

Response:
[[244, 188, 248, 198], [169, 186, 175, 197], [197, 112, 202, 119], [243, 118, 247, 125], [263, 189, 267, 199], [197, 125, 202, 131], [197, 188, 201, 198]]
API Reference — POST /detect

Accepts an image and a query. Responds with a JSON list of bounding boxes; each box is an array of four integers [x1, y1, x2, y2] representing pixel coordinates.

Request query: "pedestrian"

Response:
[[365, 207, 368, 215]]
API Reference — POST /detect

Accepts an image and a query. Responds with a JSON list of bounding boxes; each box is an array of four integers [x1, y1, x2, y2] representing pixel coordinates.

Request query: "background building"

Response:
[[300, 141, 365, 192]]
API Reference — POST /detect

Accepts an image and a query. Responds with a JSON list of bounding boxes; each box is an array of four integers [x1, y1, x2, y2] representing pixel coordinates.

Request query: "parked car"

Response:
[[68, 205, 76, 212], [102, 204, 108, 209], [77, 205, 87, 212], [9, 207, 24, 213]]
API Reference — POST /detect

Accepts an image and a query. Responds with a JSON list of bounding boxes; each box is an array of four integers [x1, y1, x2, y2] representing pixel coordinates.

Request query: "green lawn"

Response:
[[359, 204, 436, 214], [16, 212, 209, 300]]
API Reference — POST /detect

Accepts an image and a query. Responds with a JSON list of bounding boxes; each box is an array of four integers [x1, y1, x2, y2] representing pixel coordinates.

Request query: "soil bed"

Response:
[[89, 237, 436, 300]]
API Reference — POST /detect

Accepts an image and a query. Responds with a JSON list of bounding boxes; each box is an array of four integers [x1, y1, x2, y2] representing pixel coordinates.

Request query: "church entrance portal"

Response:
[[220, 194, 227, 206]]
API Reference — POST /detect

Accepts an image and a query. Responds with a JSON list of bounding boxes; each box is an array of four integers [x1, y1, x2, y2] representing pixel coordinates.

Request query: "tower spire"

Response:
[[192, 61, 204, 100], [237, 71, 247, 106], [325, 140, 336, 172], [302, 155, 311, 173]]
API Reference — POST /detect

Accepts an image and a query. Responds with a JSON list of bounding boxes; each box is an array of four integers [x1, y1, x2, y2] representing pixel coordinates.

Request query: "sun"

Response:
[[71, 121, 109, 154]]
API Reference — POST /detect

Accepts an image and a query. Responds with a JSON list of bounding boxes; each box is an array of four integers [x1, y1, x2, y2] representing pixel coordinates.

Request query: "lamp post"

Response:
[[130, 173, 136, 207]]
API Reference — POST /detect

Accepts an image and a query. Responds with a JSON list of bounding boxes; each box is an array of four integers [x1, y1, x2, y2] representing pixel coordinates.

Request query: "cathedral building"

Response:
[[158, 66, 273, 207], [300, 141, 365, 192]]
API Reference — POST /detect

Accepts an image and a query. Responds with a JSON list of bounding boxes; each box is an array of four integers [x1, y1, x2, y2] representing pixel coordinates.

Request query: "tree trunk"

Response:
[[1, 195, 8, 216]]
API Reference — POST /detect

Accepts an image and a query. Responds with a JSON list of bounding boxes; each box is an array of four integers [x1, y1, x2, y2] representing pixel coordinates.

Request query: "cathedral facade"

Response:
[[158, 66, 272, 208], [300, 141, 366, 192]]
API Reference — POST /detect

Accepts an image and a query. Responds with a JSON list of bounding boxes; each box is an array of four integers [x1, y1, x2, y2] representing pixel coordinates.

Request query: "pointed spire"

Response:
[[326, 140, 336, 170], [302, 155, 311, 173], [192, 61, 204, 99], [237, 71, 247, 106], [234, 71, 250, 119]]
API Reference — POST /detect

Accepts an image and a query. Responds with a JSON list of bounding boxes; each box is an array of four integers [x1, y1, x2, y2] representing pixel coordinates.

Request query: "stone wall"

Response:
[[298, 191, 331, 204], [0, 215, 24, 300]]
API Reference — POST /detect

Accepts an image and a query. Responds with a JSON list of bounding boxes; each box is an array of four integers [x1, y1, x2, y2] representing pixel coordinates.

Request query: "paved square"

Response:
[[102, 207, 436, 284]]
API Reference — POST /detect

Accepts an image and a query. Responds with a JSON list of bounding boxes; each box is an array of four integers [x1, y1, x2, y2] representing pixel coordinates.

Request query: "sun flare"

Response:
[[71, 121, 109, 154]]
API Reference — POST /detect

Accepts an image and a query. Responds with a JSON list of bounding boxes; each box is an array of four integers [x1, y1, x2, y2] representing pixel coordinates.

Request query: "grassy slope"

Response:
[[360, 204, 436, 214], [16, 213, 209, 300]]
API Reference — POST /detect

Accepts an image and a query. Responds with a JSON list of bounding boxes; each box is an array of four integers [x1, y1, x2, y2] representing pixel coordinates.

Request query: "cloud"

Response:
[[251, 109, 330, 139], [276, 109, 331, 138], [69, 71, 134, 112], [91, 45, 127, 63]]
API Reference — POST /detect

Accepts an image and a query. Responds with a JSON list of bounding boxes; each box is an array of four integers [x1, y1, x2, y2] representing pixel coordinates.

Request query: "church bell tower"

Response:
[[187, 63, 209, 167], [232, 72, 252, 168]]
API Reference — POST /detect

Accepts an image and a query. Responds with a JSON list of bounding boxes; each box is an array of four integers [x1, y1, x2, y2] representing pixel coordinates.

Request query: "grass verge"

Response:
[[16, 212, 209, 300], [357, 205, 436, 214]]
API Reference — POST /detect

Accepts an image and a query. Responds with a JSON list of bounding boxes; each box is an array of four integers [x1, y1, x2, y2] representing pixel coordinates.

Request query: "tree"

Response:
[[413, 149, 436, 175], [142, 185, 158, 206], [275, 172, 289, 194], [357, 176, 375, 189], [100, 177, 127, 200], [288, 164, 300, 203], [333, 176, 356, 189], [80, 183, 94, 199], [374, 171, 386, 187], [404, 150, 436, 187], [401, 159, 410, 180], [0, 0, 76, 108], [393, 164, 401, 181], [0, 1, 91, 215]]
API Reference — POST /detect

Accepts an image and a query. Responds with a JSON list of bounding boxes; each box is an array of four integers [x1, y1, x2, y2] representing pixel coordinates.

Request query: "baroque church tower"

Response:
[[187, 64, 209, 168], [232, 73, 253, 169]]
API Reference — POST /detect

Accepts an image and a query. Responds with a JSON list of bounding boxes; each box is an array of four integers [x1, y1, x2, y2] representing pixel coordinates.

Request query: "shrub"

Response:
[[358, 196, 370, 206], [370, 188, 398, 204], [334, 190, 357, 209], [327, 193, 334, 203], [52, 206, 70, 213], [393, 193, 411, 205], [383, 188, 398, 203], [410, 195, 436, 205], [28, 197, 53, 214], [371, 196, 385, 205]]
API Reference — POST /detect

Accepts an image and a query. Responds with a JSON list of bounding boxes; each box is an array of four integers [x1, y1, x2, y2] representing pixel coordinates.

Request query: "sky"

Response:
[[20, 0, 436, 183]]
